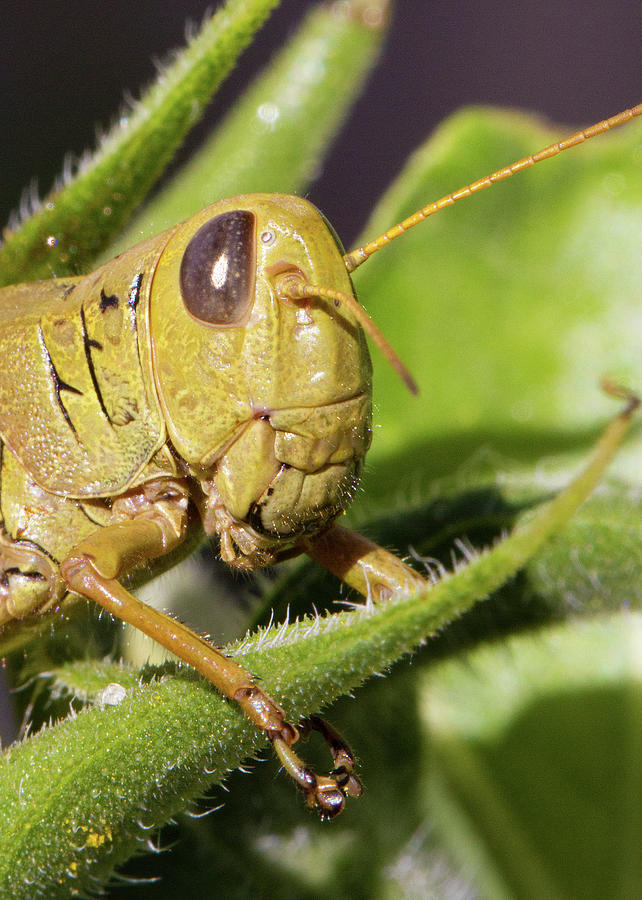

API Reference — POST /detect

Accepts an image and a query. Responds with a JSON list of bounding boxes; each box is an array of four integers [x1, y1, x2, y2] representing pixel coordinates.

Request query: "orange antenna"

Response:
[[277, 272, 418, 395], [343, 103, 642, 273]]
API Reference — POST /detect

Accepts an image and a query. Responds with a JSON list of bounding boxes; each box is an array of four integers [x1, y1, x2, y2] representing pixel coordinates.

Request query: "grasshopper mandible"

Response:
[[0, 104, 639, 817]]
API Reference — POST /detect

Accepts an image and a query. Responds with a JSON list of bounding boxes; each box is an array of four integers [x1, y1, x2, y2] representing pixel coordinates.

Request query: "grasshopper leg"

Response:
[[273, 713, 364, 816], [306, 523, 428, 601], [270, 525, 427, 813], [59, 493, 356, 816], [299, 715, 363, 799]]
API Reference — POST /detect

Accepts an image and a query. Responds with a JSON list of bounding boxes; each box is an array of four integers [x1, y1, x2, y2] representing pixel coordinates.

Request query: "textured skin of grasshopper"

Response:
[[4, 104, 635, 818], [0, 191, 425, 815], [0, 193, 372, 625]]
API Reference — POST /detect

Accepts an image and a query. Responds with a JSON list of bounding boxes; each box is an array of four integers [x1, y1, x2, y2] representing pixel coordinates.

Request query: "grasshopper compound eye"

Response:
[[180, 210, 256, 326]]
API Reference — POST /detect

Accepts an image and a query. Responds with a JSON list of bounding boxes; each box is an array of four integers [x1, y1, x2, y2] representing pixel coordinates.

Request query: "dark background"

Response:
[[1, 0, 639, 246], [0, 1, 638, 741]]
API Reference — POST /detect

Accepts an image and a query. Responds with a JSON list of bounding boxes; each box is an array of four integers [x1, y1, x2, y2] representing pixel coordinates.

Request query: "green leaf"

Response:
[[350, 107, 642, 471], [0, 0, 282, 286], [422, 611, 642, 899], [524, 481, 642, 616]]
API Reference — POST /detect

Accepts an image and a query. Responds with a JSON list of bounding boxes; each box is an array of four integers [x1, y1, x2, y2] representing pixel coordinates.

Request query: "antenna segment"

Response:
[[343, 103, 642, 273]]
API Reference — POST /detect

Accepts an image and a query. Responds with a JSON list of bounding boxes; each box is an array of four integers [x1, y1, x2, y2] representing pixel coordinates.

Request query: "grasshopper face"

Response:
[[149, 194, 372, 566]]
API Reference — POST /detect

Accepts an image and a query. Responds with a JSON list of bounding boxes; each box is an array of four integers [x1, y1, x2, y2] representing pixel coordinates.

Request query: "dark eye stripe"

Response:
[[180, 211, 256, 326]]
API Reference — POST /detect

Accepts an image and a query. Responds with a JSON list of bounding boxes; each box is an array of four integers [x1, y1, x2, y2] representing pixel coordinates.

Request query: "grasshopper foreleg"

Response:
[[59, 485, 361, 816], [306, 524, 427, 601]]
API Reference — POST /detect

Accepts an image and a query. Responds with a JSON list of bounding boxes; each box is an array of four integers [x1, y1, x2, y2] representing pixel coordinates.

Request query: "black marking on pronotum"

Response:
[[129, 273, 146, 367], [127, 272, 143, 333], [99, 287, 119, 312], [80, 306, 114, 426], [87, 336, 103, 351], [58, 378, 83, 395], [37, 324, 81, 440], [128, 273, 143, 311]]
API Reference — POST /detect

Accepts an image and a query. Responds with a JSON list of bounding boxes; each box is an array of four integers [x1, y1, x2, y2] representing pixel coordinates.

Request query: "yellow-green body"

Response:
[[0, 194, 372, 626]]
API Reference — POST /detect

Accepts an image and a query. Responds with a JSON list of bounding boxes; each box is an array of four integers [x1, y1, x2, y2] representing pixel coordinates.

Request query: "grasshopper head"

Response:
[[149, 194, 373, 566]]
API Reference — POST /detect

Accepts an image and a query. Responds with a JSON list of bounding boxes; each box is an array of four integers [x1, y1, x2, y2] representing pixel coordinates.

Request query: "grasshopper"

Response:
[[0, 103, 639, 817]]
